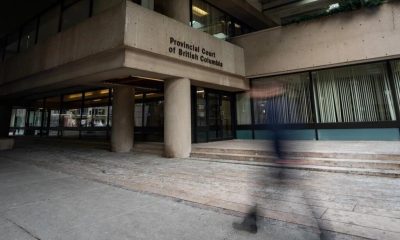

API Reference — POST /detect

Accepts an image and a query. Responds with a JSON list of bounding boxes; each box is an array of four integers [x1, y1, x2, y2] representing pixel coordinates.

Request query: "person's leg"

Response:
[[232, 205, 258, 233]]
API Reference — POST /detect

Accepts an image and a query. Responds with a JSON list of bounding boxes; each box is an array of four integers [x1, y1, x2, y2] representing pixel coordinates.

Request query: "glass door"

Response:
[[192, 87, 234, 142]]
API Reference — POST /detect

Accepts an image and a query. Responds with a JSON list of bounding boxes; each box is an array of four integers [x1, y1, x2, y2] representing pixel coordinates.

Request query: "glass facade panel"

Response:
[[61, 0, 90, 30], [253, 73, 313, 124], [390, 60, 400, 112], [196, 88, 206, 127], [9, 109, 27, 136], [62, 93, 82, 128], [93, 0, 123, 16], [20, 19, 38, 52], [38, 5, 61, 42], [144, 100, 164, 127], [313, 62, 395, 123], [135, 103, 143, 127], [82, 97, 109, 127], [191, 0, 251, 39], [236, 92, 251, 125]]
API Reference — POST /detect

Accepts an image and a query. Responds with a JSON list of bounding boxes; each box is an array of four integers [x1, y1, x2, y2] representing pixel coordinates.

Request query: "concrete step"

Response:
[[133, 142, 164, 155], [190, 157, 400, 178], [192, 147, 400, 161], [190, 151, 400, 170]]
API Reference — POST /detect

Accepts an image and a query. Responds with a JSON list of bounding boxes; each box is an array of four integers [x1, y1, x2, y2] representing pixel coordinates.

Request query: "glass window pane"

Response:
[[61, 0, 90, 31], [10, 109, 27, 128], [20, 19, 38, 52], [45, 96, 61, 128], [236, 92, 251, 125], [61, 108, 80, 127], [49, 110, 60, 128], [4, 32, 19, 60], [135, 103, 143, 127], [390, 60, 400, 113], [144, 99, 164, 127], [82, 97, 109, 128], [252, 73, 312, 124], [192, 0, 229, 39], [196, 88, 206, 127], [92, 0, 123, 16], [38, 5, 61, 43], [313, 62, 395, 123]]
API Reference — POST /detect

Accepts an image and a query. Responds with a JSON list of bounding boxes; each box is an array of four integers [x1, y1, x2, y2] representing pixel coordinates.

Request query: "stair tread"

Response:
[[191, 152, 400, 163], [190, 157, 400, 176]]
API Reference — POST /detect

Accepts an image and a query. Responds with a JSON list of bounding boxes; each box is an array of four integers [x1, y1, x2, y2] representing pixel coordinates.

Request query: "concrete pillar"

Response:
[[0, 105, 12, 138], [155, 0, 190, 24], [164, 78, 191, 158], [111, 86, 135, 153]]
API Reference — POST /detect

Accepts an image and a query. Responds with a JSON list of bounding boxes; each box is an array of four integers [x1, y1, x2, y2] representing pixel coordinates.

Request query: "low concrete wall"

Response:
[[0, 138, 14, 150], [232, 2, 400, 77]]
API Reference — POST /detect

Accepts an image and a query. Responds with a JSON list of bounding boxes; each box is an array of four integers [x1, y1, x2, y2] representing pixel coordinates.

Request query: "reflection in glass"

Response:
[[253, 73, 312, 124], [191, 0, 251, 39], [236, 92, 251, 125], [144, 100, 164, 127]]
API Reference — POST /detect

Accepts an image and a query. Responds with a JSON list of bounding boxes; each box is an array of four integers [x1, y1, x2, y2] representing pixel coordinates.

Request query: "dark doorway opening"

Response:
[[192, 86, 235, 143]]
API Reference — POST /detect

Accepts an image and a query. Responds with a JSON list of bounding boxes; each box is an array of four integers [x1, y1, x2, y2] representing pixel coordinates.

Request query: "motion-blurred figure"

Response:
[[232, 81, 324, 239], [233, 80, 286, 234]]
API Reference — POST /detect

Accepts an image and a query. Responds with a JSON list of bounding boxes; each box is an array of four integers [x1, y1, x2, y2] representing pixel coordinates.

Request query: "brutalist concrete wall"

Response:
[[0, 2, 126, 85], [231, 2, 400, 78]]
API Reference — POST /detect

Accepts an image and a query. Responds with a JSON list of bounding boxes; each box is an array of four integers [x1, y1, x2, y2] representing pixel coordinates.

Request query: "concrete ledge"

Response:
[[0, 138, 15, 150]]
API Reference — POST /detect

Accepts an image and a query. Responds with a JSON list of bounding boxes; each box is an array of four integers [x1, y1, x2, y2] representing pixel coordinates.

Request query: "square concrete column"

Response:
[[164, 78, 191, 158], [0, 105, 12, 138], [111, 86, 135, 153]]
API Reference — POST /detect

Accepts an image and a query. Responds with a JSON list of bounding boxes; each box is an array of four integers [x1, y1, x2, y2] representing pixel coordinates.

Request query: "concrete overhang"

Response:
[[0, 1, 248, 99]]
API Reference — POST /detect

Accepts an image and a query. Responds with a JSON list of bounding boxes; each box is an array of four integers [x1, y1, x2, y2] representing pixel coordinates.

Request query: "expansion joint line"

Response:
[[5, 218, 41, 240]]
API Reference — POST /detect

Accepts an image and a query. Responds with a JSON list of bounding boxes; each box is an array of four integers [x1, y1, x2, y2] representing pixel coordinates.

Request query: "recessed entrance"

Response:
[[192, 87, 234, 143]]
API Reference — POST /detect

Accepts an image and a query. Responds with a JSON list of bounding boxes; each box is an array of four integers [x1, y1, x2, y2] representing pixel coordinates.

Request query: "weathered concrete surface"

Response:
[[164, 78, 191, 158], [1, 138, 400, 239], [232, 2, 400, 77], [111, 86, 135, 153], [0, 139, 14, 151], [1, 142, 335, 240]]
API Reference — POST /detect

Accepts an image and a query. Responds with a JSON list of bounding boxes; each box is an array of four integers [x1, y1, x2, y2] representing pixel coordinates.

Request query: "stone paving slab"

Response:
[[0, 155, 329, 240], [2, 139, 400, 239]]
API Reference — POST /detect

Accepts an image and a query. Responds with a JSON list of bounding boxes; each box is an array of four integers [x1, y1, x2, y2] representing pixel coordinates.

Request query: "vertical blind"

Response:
[[314, 62, 396, 123], [244, 60, 400, 126], [252, 73, 313, 124], [391, 60, 400, 113]]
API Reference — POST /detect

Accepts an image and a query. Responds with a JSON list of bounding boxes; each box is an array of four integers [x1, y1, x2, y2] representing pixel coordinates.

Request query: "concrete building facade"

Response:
[[1, 0, 400, 156]]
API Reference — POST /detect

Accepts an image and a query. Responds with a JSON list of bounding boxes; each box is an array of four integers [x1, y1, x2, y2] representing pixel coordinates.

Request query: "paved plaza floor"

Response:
[[0, 138, 399, 240]]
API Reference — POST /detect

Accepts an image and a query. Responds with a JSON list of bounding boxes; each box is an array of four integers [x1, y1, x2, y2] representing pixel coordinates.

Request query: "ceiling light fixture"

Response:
[[192, 6, 208, 17]]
